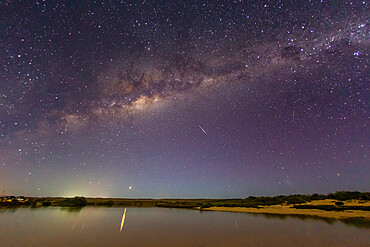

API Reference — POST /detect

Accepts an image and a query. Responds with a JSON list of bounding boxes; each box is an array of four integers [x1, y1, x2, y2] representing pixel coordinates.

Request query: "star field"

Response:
[[0, 0, 368, 198]]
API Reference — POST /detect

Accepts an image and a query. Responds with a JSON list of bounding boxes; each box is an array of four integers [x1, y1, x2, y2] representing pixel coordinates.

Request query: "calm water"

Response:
[[0, 207, 369, 247]]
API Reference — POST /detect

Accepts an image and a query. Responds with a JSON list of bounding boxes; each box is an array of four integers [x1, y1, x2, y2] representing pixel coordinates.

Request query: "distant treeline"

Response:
[[156, 191, 370, 209], [0, 196, 88, 207], [58, 197, 88, 207], [0, 199, 37, 207], [1, 191, 369, 208]]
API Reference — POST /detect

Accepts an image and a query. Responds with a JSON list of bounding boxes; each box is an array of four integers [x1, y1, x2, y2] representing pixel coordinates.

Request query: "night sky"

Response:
[[0, 0, 368, 198]]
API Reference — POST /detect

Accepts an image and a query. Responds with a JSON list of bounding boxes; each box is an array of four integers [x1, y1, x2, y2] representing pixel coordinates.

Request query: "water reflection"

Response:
[[0, 206, 369, 229], [0, 207, 368, 247], [59, 207, 82, 214], [120, 208, 127, 232], [244, 211, 370, 229], [0, 208, 19, 213]]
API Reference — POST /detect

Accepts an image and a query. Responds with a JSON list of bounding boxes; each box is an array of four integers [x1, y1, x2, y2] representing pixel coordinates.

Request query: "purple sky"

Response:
[[0, 0, 368, 198]]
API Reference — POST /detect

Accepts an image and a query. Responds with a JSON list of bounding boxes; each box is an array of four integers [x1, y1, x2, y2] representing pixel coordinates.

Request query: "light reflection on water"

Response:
[[120, 208, 127, 232], [0, 207, 369, 247]]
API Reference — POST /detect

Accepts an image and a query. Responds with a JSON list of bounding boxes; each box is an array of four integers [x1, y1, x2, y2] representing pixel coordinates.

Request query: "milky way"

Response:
[[0, 1, 368, 198]]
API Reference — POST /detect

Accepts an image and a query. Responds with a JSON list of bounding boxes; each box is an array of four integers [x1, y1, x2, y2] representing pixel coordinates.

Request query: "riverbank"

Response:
[[1, 192, 369, 221], [199, 199, 370, 220]]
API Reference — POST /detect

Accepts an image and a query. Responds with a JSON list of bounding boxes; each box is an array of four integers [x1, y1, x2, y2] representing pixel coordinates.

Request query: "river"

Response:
[[0, 207, 369, 246]]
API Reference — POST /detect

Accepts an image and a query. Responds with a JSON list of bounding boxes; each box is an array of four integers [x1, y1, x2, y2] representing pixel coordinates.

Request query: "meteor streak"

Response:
[[198, 125, 208, 135]]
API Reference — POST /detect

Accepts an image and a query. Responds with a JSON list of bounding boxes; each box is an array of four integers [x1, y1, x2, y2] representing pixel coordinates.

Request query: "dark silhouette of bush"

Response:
[[335, 201, 344, 206], [328, 191, 365, 201], [285, 195, 308, 204], [361, 193, 370, 200], [42, 201, 52, 206], [61, 196, 88, 207], [104, 200, 114, 206], [309, 193, 326, 200], [25, 199, 37, 206]]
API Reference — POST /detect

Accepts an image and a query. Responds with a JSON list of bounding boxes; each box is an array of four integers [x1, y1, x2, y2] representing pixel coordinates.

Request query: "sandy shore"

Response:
[[200, 200, 370, 220]]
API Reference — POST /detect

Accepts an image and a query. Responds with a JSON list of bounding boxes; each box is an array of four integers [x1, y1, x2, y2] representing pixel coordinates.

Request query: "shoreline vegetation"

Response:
[[1, 191, 369, 223]]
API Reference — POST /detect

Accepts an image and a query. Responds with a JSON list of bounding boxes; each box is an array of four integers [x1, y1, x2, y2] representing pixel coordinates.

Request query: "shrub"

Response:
[[61, 196, 88, 207], [42, 201, 52, 206], [104, 200, 114, 206], [330, 191, 363, 201]]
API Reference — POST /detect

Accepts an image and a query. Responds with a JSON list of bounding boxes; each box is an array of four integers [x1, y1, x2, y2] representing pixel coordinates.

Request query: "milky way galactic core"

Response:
[[0, 1, 368, 197]]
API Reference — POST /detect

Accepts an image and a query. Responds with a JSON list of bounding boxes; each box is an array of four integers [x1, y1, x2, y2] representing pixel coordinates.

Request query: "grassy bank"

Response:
[[1, 191, 369, 221], [201, 199, 370, 220]]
